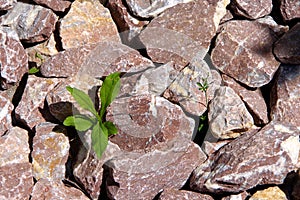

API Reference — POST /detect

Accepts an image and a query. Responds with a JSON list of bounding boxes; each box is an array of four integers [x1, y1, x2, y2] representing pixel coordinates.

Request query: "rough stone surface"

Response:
[[0, 127, 33, 199], [125, 0, 193, 18], [280, 0, 300, 21], [0, 0, 16, 11], [59, 0, 120, 49], [1, 2, 58, 43], [159, 188, 214, 200], [139, 0, 229, 68], [249, 186, 287, 200], [190, 121, 300, 194], [107, 94, 195, 152], [271, 65, 300, 128], [31, 179, 89, 200], [105, 139, 207, 199], [32, 122, 69, 181], [222, 192, 249, 200], [212, 17, 282, 88], [0, 92, 13, 134], [0, 27, 28, 89], [33, 0, 71, 12], [230, 0, 272, 19], [208, 86, 254, 139], [274, 23, 300, 64], [15, 76, 61, 129], [222, 74, 268, 125]]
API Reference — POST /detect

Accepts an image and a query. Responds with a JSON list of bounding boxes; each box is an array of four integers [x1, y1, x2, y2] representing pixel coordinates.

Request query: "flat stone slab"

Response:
[[0, 92, 13, 134], [33, 0, 71, 12], [230, 0, 272, 19], [159, 188, 214, 200]]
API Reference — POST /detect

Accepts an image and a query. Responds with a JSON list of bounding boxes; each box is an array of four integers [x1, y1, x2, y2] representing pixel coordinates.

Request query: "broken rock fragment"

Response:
[[280, 0, 300, 21], [0, 92, 13, 134], [230, 0, 272, 19], [33, 0, 72, 12], [0, 0, 16, 11], [158, 188, 214, 200], [249, 186, 287, 200]]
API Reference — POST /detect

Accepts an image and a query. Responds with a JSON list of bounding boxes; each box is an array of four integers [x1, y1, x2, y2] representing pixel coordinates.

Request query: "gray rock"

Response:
[[274, 23, 300, 64], [32, 122, 69, 181], [280, 0, 300, 21], [190, 121, 300, 194], [33, 0, 71, 12], [0, 92, 13, 134], [271, 65, 300, 128], [208, 86, 254, 139], [31, 179, 89, 200], [159, 188, 214, 200], [0, 27, 28, 89], [230, 0, 272, 19], [0, 0, 16, 11], [212, 17, 282, 88], [15, 76, 61, 129], [1, 2, 58, 43]]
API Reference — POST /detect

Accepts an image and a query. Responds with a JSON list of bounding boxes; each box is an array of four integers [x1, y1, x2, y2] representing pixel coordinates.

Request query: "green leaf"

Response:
[[66, 86, 98, 117], [99, 72, 121, 119], [91, 122, 108, 158], [63, 115, 94, 131], [103, 121, 118, 136], [28, 67, 40, 74]]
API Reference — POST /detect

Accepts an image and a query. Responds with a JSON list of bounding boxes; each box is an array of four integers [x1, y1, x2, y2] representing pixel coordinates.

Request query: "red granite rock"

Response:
[[222, 191, 249, 200], [33, 0, 71, 12], [0, 92, 13, 134], [1, 2, 58, 43], [280, 0, 300, 21], [271, 65, 300, 128], [159, 188, 214, 200], [0, 27, 28, 89], [31, 179, 89, 200], [274, 23, 300, 65], [0, 0, 16, 10], [212, 17, 282, 88], [230, 0, 272, 19], [190, 121, 300, 194]]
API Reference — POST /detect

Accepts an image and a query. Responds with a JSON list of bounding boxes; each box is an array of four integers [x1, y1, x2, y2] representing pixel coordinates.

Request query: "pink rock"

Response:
[[33, 0, 71, 12], [0, 0, 16, 11], [0, 92, 13, 134], [159, 188, 214, 200], [230, 0, 272, 19], [0, 27, 28, 89], [280, 0, 300, 21]]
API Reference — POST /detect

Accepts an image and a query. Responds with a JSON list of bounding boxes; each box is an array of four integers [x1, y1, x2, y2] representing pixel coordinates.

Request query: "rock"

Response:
[[125, 0, 193, 18], [139, 0, 229, 69], [222, 74, 268, 125], [59, 0, 120, 49], [0, 92, 13, 134], [230, 0, 272, 19], [208, 86, 254, 139], [202, 140, 231, 156], [163, 61, 221, 116], [31, 179, 89, 200], [271, 65, 300, 128], [33, 0, 71, 12], [222, 191, 249, 200], [158, 188, 214, 200], [190, 121, 300, 194], [249, 186, 287, 200], [280, 0, 300, 21], [106, 0, 149, 44], [274, 23, 300, 64], [32, 122, 69, 181], [211, 17, 282, 88], [1, 2, 58, 43], [107, 94, 195, 152], [0, 27, 28, 89], [0, 127, 33, 199], [104, 139, 207, 199], [15, 76, 61, 129], [0, 0, 16, 11]]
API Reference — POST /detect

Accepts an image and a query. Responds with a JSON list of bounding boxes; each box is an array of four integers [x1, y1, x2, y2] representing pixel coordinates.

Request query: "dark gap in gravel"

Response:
[[270, 0, 285, 25], [54, 21, 64, 51], [11, 73, 28, 108], [279, 171, 298, 200], [246, 183, 280, 196], [100, 165, 119, 200], [207, 31, 219, 56], [152, 191, 162, 200]]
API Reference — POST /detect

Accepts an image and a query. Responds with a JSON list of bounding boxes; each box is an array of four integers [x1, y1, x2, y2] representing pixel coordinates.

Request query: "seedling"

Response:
[[63, 72, 121, 158], [35, 52, 45, 63], [196, 74, 210, 133], [28, 67, 40, 74]]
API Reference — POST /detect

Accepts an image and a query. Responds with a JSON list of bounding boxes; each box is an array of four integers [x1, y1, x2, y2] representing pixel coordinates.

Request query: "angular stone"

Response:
[[163, 61, 221, 116], [0, 27, 28, 89], [125, 0, 193, 18], [105, 139, 207, 199], [59, 0, 120, 49], [0, 0, 16, 11], [0, 92, 13, 134], [274, 23, 300, 64], [280, 0, 300, 21], [32, 122, 69, 181], [212, 17, 282, 87], [222, 192, 249, 200], [139, 0, 229, 68], [33, 0, 71, 12], [202, 140, 231, 156], [31, 179, 89, 200], [107, 94, 195, 152], [15, 76, 61, 129], [230, 0, 272, 19], [222, 74, 268, 125], [208, 86, 254, 139], [158, 188, 214, 200], [249, 186, 287, 200], [271, 65, 300, 128], [1, 2, 58, 43], [190, 121, 300, 194]]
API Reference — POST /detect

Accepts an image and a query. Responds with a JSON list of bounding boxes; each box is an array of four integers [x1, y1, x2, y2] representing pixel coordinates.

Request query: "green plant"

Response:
[[28, 67, 40, 74], [63, 72, 121, 158], [196, 75, 210, 133], [35, 52, 45, 63]]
